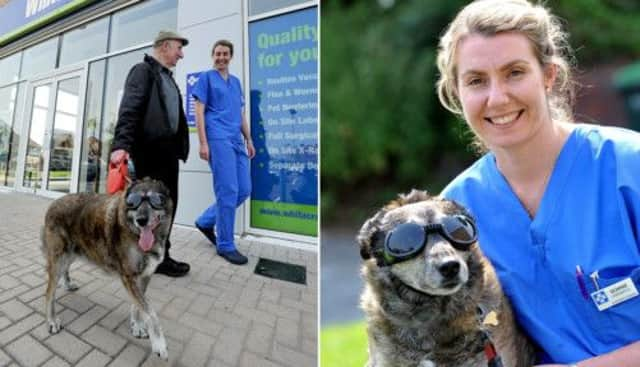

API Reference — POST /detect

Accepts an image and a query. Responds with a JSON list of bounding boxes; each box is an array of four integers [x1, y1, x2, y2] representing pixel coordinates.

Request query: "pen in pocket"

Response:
[[575, 265, 589, 300]]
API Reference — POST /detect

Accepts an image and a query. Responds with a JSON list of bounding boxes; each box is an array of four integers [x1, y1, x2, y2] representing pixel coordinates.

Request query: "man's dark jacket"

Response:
[[111, 54, 189, 161]]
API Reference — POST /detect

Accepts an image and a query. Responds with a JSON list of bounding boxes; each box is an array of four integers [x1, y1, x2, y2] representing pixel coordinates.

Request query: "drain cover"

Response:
[[254, 258, 306, 285]]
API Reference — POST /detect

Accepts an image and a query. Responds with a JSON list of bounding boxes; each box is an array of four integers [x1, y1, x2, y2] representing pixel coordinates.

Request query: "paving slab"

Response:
[[0, 191, 317, 366]]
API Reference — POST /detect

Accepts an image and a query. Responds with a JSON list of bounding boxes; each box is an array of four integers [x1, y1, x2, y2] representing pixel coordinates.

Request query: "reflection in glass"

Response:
[[0, 85, 18, 185], [21, 38, 58, 78], [7, 82, 27, 187], [80, 48, 149, 193], [59, 18, 109, 67], [79, 60, 106, 193], [47, 78, 80, 193], [109, 0, 177, 52], [24, 85, 51, 189], [0, 53, 22, 86]]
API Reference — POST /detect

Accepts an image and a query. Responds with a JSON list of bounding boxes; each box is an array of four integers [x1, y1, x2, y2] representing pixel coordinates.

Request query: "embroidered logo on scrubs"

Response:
[[590, 278, 639, 311], [187, 75, 199, 86]]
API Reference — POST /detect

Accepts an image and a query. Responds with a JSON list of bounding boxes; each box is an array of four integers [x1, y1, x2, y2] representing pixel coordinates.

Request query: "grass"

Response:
[[320, 321, 368, 367]]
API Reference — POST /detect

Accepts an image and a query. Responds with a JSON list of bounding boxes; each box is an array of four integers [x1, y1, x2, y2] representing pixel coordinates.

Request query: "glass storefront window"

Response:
[[79, 60, 106, 193], [24, 84, 51, 189], [109, 0, 177, 52], [59, 18, 109, 67], [21, 37, 58, 78], [249, 0, 309, 16], [7, 82, 26, 187], [0, 53, 22, 86], [80, 48, 149, 193], [0, 85, 18, 185], [47, 77, 80, 193]]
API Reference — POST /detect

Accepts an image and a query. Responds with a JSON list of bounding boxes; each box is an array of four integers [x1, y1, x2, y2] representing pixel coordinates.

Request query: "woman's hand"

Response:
[[247, 140, 256, 159], [199, 143, 209, 161]]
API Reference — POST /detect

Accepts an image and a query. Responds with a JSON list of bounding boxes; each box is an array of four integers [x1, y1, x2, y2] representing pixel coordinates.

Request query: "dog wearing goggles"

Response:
[[358, 190, 534, 367], [42, 178, 172, 360]]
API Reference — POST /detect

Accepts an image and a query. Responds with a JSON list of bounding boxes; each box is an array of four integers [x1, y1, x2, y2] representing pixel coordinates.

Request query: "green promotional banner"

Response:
[[248, 7, 318, 238], [251, 201, 317, 237]]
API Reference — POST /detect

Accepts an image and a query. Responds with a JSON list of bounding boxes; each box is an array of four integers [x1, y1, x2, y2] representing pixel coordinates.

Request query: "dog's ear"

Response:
[[399, 189, 431, 205], [384, 189, 431, 210], [357, 210, 386, 260]]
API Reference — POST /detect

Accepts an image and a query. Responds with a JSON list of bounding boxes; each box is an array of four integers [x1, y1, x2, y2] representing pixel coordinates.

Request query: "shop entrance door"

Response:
[[20, 71, 84, 197]]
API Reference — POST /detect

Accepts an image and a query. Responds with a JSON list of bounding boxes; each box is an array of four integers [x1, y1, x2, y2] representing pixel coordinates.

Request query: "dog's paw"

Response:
[[64, 282, 79, 291], [48, 318, 62, 334], [151, 338, 169, 361], [130, 320, 149, 339]]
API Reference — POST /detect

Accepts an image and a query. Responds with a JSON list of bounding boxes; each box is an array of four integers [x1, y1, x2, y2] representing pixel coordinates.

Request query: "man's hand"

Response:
[[199, 143, 209, 161], [247, 140, 256, 159], [110, 149, 129, 164]]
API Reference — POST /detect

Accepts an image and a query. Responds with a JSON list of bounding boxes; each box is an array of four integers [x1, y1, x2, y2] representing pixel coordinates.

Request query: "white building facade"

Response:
[[0, 0, 319, 250]]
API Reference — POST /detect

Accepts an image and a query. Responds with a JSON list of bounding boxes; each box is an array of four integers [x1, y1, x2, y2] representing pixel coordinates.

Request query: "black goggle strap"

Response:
[[368, 230, 392, 267]]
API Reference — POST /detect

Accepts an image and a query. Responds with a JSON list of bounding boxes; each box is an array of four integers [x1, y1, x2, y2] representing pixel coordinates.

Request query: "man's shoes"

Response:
[[217, 250, 248, 265], [195, 222, 216, 247], [155, 256, 190, 277]]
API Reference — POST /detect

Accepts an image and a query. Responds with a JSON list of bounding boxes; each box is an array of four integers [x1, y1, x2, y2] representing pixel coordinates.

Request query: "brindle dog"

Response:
[[358, 190, 535, 367], [42, 178, 172, 360]]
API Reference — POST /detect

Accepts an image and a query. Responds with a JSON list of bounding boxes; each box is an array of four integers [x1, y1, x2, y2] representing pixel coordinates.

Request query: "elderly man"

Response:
[[110, 30, 190, 277]]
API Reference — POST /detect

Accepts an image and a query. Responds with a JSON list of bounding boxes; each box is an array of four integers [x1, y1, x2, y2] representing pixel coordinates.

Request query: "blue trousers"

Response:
[[196, 139, 251, 252]]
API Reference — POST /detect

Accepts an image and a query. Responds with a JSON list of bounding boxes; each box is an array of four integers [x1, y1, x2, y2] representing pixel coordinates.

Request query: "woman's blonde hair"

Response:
[[436, 0, 575, 127]]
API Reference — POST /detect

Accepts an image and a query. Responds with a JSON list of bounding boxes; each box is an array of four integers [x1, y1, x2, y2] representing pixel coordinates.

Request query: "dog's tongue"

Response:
[[138, 226, 155, 252]]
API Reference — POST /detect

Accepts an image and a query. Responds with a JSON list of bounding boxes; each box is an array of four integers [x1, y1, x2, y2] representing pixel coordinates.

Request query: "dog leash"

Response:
[[480, 330, 504, 367]]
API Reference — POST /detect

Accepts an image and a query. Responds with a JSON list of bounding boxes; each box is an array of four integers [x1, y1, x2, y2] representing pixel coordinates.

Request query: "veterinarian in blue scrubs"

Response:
[[437, 1, 640, 366], [192, 40, 255, 265]]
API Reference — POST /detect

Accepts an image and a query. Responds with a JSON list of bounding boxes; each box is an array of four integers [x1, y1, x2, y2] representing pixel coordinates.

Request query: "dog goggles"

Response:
[[376, 215, 477, 266], [126, 192, 166, 209]]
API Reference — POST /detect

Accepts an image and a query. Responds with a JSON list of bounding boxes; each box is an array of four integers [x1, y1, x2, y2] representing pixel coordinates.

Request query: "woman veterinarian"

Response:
[[438, 0, 640, 366], [192, 40, 256, 265]]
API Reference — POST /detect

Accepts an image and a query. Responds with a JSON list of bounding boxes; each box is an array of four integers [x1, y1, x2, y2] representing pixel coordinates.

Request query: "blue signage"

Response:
[[248, 6, 318, 236], [0, 0, 95, 44], [185, 71, 201, 128]]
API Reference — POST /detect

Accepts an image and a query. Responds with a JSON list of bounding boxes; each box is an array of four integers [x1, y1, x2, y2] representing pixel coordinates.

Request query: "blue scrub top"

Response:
[[192, 69, 244, 141], [442, 124, 640, 363]]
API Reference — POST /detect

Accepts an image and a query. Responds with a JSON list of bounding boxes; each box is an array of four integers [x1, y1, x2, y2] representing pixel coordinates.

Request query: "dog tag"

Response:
[[590, 277, 639, 311], [482, 311, 499, 327]]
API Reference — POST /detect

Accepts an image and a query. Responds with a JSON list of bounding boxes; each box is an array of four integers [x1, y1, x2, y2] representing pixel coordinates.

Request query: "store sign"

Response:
[[248, 6, 318, 237], [185, 71, 201, 128], [0, 0, 95, 45]]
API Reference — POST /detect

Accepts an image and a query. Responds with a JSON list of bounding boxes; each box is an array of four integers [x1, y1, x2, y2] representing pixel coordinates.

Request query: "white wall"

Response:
[[173, 0, 246, 230]]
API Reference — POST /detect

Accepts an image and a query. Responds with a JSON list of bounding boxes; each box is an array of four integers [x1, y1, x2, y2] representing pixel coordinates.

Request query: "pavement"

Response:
[[0, 190, 317, 367], [319, 227, 364, 326]]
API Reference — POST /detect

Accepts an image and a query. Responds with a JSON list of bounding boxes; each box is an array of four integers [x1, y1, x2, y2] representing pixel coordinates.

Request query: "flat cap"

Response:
[[154, 30, 189, 46]]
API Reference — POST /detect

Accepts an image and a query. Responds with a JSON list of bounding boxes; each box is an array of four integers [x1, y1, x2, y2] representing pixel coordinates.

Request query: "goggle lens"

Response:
[[442, 216, 476, 245], [385, 223, 426, 257], [126, 192, 165, 209], [380, 215, 477, 265]]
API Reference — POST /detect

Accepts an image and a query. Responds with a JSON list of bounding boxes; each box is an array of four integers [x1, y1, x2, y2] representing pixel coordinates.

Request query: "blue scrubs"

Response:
[[442, 124, 640, 363], [192, 70, 250, 253]]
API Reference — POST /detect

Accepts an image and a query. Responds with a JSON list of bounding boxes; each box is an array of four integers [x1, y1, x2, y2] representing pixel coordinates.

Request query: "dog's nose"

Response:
[[438, 261, 460, 279], [136, 216, 149, 227]]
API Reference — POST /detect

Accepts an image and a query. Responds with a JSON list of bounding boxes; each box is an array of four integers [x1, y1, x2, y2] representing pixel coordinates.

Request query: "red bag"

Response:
[[106, 159, 129, 194]]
